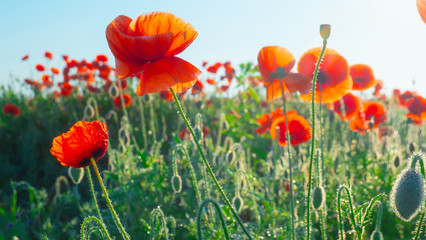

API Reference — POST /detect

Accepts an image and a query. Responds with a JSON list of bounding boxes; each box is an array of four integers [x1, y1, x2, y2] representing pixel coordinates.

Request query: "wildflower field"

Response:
[[1, 2, 426, 240]]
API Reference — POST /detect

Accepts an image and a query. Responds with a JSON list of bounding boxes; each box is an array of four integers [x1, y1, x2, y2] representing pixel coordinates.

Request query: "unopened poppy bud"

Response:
[[393, 155, 401, 168], [407, 142, 416, 154], [68, 167, 84, 184], [312, 186, 325, 210], [390, 168, 424, 221], [320, 24, 331, 41], [370, 230, 383, 240]]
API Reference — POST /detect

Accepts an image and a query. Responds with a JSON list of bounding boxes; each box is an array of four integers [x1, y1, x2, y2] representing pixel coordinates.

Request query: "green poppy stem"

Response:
[[91, 158, 130, 240], [170, 88, 253, 240], [85, 167, 104, 223], [306, 38, 327, 240], [278, 79, 295, 240]]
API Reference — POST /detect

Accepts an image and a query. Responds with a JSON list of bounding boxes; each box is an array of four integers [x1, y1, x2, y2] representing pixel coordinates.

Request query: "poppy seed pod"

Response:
[[312, 186, 325, 210], [390, 168, 424, 222], [370, 230, 383, 240]]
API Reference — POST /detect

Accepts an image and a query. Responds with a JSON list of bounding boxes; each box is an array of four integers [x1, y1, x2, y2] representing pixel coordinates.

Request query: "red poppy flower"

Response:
[[114, 94, 132, 108], [87, 84, 99, 93], [257, 46, 311, 101], [50, 121, 109, 168], [396, 90, 416, 106], [270, 111, 312, 146], [202, 61, 208, 67], [192, 80, 204, 94], [224, 61, 235, 83], [51, 67, 60, 75], [207, 62, 222, 73], [25, 79, 39, 86], [405, 95, 426, 125], [96, 54, 108, 62], [219, 85, 229, 92], [206, 78, 216, 85], [22, 55, 29, 61], [178, 126, 210, 139], [417, 0, 426, 24], [256, 108, 284, 134], [159, 90, 173, 101], [35, 64, 45, 72], [328, 93, 360, 121], [106, 12, 201, 96], [373, 80, 383, 96], [60, 82, 74, 96], [298, 47, 352, 103], [42, 74, 53, 87], [349, 64, 376, 91], [45, 51, 53, 60], [2, 103, 21, 116], [378, 126, 394, 140], [349, 101, 387, 133]]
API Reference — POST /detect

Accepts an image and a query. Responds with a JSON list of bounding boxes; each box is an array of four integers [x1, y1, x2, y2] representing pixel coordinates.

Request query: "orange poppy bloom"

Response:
[[35, 64, 45, 72], [270, 110, 312, 146], [22, 55, 29, 61], [298, 47, 352, 103], [206, 78, 216, 85], [51, 67, 60, 75], [396, 90, 416, 106], [114, 94, 132, 108], [349, 101, 387, 133], [350, 64, 376, 91], [256, 108, 284, 134], [96, 54, 108, 62], [106, 12, 201, 96], [159, 90, 174, 101], [50, 121, 109, 168], [45, 51, 53, 60], [328, 93, 360, 121], [405, 94, 426, 125], [417, 0, 426, 24], [207, 62, 222, 73], [2, 103, 21, 116], [373, 80, 383, 96], [258, 46, 311, 101], [59, 82, 74, 96], [192, 80, 204, 94]]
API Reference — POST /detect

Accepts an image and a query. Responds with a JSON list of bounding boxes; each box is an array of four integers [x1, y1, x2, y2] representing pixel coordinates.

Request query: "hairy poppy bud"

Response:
[[312, 186, 325, 210], [390, 168, 424, 222], [408, 142, 416, 154], [320, 24, 331, 41], [370, 230, 383, 240], [393, 155, 401, 168], [68, 167, 84, 184]]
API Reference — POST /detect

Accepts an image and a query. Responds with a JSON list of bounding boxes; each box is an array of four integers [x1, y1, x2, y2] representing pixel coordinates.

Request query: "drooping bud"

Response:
[[68, 167, 84, 184], [320, 24, 331, 41], [312, 186, 326, 210], [390, 168, 424, 222], [370, 230, 383, 240]]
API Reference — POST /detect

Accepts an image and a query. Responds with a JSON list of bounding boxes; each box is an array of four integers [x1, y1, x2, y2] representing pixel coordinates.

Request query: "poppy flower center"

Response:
[[354, 77, 364, 83], [317, 70, 330, 85], [270, 67, 288, 80]]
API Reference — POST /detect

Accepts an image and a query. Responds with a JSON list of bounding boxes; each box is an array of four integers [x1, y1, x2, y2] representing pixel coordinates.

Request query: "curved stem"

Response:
[[197, 199, 230, 240], [337, 185, 358, 240], [278, 79, 295, 240], [138, 97, 148, 150], [80, 216, 112, 240], [85, 167, 104, 223], [91, 158, 130, 240], [170, 88, 253, 240], [306, 39, 328, 240]]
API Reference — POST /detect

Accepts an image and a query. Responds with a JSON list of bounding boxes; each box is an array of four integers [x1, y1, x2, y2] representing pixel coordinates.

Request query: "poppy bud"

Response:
[[407, 142, 416, 154], [312, 186, 325, 210], [320, 24, 331, 41], [393, 155, 401, 168], [68, 167, 84, 184], [390, 168, 424, 222], [370, 230, 383, 240]]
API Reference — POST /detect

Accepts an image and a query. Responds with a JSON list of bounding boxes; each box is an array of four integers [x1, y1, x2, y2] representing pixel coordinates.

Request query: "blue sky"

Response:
[[0, 0, 425, 96]]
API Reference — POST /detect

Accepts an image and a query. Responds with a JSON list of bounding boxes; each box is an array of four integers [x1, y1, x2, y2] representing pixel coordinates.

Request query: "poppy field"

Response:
[[1, 3, 426, 240]]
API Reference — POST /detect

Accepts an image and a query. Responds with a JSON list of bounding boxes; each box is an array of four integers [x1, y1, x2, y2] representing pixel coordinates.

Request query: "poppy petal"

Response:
[[417, 0, 426, 24], [350, 64, 376, 90], [258, 46, 295, 83], [136, 56, 201, 96], [130, 12, 198, 56], [300, 75, 353, 103]]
